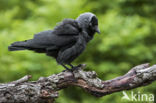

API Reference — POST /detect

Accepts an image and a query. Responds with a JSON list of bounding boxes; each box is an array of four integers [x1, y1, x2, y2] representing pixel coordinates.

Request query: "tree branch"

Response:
[[0, 63, 156, 103]]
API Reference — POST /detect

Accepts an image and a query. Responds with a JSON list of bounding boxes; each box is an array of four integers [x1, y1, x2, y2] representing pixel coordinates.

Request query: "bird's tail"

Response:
[[8, 41, 28, 51]]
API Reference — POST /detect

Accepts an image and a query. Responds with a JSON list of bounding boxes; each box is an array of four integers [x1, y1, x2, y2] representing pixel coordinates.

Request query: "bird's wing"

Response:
[[52, 19, 81, 36], [18, 19, 80, 51], [24, 32, 78, 52], [31, 19, 81, 47]]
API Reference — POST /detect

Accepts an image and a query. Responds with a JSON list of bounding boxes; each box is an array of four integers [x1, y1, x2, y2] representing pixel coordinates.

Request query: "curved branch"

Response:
[[0, 63, 156, 103]]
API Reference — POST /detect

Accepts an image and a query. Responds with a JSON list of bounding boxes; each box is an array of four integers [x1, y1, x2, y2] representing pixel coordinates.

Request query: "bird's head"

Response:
[[76, 12, 100, 35]]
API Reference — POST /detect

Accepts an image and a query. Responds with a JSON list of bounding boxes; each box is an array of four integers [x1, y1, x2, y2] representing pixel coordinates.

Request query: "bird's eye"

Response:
[[89, 22, 92, 26]]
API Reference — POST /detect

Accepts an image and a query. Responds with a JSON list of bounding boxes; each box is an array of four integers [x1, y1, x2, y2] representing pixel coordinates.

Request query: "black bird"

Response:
[[8, 12, 100, 71]]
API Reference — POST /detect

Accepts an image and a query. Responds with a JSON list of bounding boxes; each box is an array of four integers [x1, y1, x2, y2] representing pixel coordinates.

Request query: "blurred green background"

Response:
[[0, 0, 156, 103]]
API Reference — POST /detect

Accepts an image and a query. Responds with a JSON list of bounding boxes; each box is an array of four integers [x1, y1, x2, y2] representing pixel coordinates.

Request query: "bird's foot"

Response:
[[70, 64, 82, 71], [62, 64, 82, 72], [62, 67, 73, 72]]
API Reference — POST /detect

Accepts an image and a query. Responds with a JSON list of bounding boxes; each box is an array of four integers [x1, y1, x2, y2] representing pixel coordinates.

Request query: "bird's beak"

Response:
[[95, 26, 100, 34]]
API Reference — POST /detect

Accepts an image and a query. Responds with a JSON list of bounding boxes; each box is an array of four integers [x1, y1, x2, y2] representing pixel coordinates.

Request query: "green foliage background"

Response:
[[0, 0, 156, 103]]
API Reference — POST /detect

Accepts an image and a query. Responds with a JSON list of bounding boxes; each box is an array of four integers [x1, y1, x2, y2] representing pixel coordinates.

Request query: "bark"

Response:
[[0, 63, 156, 103]]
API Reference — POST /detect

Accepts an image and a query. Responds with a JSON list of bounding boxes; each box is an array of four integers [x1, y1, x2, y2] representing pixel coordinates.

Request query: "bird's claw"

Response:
[[70, 64, 82, 71]]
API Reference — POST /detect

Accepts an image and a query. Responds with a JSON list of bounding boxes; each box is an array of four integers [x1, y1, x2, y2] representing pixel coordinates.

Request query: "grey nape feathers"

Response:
[[8, 12, 100, 71]]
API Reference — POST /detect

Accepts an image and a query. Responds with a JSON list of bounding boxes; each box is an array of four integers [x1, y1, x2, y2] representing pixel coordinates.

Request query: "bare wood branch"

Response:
[[9, 75, 32, 84], [0, 63, 156, 103]]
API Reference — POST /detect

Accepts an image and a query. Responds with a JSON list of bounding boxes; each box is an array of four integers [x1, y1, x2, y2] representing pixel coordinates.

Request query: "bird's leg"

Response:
[[61, 64, 70, 71], [62, 63, 82, 72], [68, 63, 74, 68]]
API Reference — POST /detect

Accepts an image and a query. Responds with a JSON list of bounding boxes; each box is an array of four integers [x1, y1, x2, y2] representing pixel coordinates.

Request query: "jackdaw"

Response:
[[8, 12, 100, 71]]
